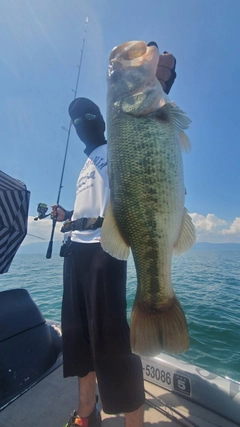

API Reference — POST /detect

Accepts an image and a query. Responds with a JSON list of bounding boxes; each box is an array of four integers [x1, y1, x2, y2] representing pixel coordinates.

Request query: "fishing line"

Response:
[[145, 388, 200, 427], [46, 16, 88, 259], [27, 233, 45, 240]]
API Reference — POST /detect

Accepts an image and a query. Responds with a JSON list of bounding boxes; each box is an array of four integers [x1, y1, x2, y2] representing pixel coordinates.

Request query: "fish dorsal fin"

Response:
[[173, 208, 196, 255], [101, 199, 130, 260]]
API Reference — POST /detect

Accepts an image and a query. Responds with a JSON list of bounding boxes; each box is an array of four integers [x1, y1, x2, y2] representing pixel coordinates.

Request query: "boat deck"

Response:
[[0, 365, 238, 427]]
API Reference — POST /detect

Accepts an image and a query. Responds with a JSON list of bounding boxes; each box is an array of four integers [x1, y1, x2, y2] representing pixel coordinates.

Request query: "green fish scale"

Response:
[[107, 110, 184, 310]]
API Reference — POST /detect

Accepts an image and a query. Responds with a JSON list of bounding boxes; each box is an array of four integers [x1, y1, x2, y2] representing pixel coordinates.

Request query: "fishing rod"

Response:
[[46, 16, 89, 259]]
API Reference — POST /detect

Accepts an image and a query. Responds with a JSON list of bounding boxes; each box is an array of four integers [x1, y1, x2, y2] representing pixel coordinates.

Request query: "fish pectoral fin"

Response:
[[155, 102, 191, 129], [179, 131, 191, 153], [101, 200, 130, 260], [173, 208, 196, 255]]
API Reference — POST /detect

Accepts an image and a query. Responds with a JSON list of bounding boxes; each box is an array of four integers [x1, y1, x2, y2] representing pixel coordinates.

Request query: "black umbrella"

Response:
[[0, 171, 30, 274]]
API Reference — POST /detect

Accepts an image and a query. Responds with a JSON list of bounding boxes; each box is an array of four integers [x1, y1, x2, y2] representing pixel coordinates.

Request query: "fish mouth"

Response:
[[108, 40, 161, 95], [110, 41, 148, 62], [109, 40, 158, 65]]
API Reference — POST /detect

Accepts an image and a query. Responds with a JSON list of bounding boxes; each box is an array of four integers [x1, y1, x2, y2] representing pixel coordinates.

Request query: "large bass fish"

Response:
[[101, 40, 196, 356]]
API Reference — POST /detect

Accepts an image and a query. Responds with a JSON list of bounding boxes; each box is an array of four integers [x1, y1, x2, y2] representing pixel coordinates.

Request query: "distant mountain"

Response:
[[17, 241, 240, 255], [191, 242, 240, 251]]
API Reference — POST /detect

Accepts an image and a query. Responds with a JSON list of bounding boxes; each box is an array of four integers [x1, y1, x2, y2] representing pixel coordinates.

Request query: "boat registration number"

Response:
[[143, 363, 172, 386], [142, 358, 191, 396], [142, 360, 173, 389]]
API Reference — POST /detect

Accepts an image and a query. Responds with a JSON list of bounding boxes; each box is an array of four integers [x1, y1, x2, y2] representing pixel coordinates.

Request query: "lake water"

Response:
[[1, 250, 240, 382]]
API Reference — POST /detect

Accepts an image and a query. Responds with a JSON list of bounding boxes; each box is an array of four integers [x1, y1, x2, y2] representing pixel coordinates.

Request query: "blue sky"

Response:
[[1, 0, 240, 245]]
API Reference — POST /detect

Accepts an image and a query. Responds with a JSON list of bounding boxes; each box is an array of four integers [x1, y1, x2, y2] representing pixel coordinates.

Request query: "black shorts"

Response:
[[61, 241, 145, 414]]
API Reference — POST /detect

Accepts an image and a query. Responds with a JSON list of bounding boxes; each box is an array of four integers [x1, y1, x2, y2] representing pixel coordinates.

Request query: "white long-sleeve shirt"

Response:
[[71, 144, 109, 243]]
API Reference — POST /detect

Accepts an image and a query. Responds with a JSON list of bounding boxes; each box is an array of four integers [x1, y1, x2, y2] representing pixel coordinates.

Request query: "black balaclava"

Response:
[[68, 97, 106, 155]]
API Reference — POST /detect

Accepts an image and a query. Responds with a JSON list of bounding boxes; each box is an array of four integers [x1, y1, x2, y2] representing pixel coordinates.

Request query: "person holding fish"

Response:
[[51, 42, 179, 427]]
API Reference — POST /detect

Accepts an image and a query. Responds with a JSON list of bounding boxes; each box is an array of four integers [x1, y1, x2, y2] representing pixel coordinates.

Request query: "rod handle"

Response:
[[46, 218, 56, 259], [46, 240, 53, 259]]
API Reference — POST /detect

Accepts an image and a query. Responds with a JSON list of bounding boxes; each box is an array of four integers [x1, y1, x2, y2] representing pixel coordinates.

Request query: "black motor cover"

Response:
[[0, 289, 62, 409]]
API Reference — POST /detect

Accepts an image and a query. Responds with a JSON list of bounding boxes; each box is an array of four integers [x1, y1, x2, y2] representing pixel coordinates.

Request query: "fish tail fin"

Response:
[[130, 295, 189, 356]]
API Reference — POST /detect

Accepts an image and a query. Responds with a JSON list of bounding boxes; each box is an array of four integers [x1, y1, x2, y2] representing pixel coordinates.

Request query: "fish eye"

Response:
[[109, 60, 123, 82], [110, 68, 122, 82]]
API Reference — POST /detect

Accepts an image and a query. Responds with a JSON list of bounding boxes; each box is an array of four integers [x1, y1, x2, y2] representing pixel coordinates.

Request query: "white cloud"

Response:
[[221, 217, 240, 236], [190, 213, 240, 243], [190, 213, 227, 232], [23, 216, 63, 246]]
